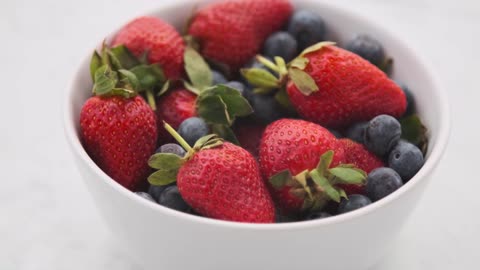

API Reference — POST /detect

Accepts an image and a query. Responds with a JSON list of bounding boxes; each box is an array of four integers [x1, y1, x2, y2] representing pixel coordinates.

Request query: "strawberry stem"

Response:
[[256, 55, 280, 74], [146, 89, 157, 111], [163, 121, 193, 152]]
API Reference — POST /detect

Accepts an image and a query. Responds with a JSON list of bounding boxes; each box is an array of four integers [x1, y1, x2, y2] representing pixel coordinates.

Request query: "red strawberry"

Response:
[[233, 121, 265, 157], [148, 125, 275, 223], [259, 119, 344, 179], [337, 138, 384, 194], [188, 0, 293, 71], [112, 16, 185, 79], [156, 88, 197, 143], [81, 95, 157, 190], [259, 119, 367, 214], [286, 44, 406, 128], [82, 45, 158, 190]]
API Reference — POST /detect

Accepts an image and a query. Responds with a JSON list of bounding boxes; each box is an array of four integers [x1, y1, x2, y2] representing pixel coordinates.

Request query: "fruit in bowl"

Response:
[[64, 0, 449, 269]]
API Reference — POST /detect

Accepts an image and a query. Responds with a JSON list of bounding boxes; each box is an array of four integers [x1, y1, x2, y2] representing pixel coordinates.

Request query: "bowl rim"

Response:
[[63, 0, 450, 231]]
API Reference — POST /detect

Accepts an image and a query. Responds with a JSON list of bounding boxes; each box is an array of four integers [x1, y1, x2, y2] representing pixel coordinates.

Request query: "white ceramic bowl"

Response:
[[64, 1, 450, 269]]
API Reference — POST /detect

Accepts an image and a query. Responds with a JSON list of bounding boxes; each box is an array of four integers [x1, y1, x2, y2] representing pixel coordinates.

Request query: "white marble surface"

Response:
[[0, 0, 478, 269]]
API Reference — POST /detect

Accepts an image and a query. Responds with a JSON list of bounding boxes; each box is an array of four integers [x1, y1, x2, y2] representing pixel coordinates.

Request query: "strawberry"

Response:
[[259, 119, 367, 214], [337, 138, 384, 195], [156, 88, 197, 143], [233, 120, 265, 157], [81, 96, 157, 190], [81, 44, 159, 189], [112, 16, 185, 80], [148, 123, 275, 223], [188, 0, 293, 71], [286, 43, 406, 128]]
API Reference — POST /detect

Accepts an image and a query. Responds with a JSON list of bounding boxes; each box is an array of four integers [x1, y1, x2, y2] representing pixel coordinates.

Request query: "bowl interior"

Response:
[[65, 0, 449, 227]]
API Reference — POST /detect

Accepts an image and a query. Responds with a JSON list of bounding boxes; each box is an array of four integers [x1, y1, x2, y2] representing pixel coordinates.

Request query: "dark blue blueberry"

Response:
[[135, 192, 156, 203], [388, 141, 424, 182], [263, 31, 298, 62], [287, 10, 326, 50], [250, 94, 286, 124], [158, 186, 190, 212], [328, 129, 342, 138], [178, 117, 210, 146], [345, 34, 385, 67], [345, 122, 368, 144], [212, 70, 228, 85], [156, 143, 186, 157], [366, 167, 403, 201], [305, 211, 332, 220], [338, 194, 372, 214], [148, 184, 174, 201], [396, 82, 415, 115], [364, 115, 401, 157], [224, 81, 246, 96]]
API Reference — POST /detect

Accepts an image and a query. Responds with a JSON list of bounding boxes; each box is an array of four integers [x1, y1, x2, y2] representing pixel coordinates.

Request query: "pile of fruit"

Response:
[[80, 0, 428, 223]]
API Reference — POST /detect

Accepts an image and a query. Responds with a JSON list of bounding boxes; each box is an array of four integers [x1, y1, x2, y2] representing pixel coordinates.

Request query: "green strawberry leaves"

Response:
[[109, 45, 140, 70], [129, 64, 165, 91], [400, 114, 429, 154], [288, 41, 335, 95], [241, 68, 280, 89], [329, 165, 367, 185], [93, 65, 118, 95], [90, 52, 102, 80], [197, 85, 253, 126], [268, 150, 367, 210], [148, 153, 184, 186], [89, 44, 168, 108], [288, 68, 318, 95], [211, 124, 240, 145], [184, 46, 213, 94]]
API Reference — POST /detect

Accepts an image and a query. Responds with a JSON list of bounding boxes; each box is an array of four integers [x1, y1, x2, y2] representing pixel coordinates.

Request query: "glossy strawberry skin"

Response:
[[177, 142, 275, 223], [112, 16, 185, 80], [80, 96, 157, 190], [337, 138, 384, 194], [259, 119, 345, 213], [188, 0, 293, 70], [287, 46, 406, 128], [156, 89, 197, 144]]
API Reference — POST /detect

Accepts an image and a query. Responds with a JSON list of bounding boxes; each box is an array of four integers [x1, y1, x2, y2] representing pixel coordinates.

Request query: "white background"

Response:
[[0, 0, 478, 269]]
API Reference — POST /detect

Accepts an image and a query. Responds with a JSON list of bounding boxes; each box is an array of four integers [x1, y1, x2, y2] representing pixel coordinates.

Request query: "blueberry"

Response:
[[364, 115, 401, 157], [224, 81, 246, 96], [135, 192, 156, 203], [148, 184, 173, 201], [388, 141, 424, 181], [156, 143, 186, 157], [178, 117, 209, 146], [158, 186, 190, 212], [345, 34, 385, 67], [338, 194, 372, 214], [250, 94, 286, 124], [328, 129, 342, 138], [263, 32, 298, 62], [366, 167, 403, 201], [345, 122, 368, 144], [287, 10, 326, 50], [212, 70, 228, 85], [305, 211, 331, 220], [396, 82, 415, 115]]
